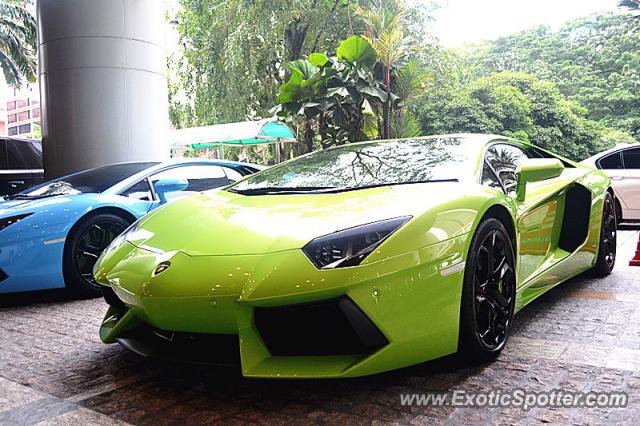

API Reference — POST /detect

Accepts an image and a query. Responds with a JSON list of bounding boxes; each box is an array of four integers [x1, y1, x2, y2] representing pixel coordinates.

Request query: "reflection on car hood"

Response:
[[130, 182, 472, 256], [0, 195, 76, 218]]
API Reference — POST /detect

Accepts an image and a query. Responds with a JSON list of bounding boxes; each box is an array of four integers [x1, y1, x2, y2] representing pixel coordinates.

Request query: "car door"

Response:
[[595, 151, 626, 215], [485, 144, 562, 286], [1, 139, 33, 196], [616, 147, 640, 220], [0, 139, 10, 196], [13, 140, 44, 190]]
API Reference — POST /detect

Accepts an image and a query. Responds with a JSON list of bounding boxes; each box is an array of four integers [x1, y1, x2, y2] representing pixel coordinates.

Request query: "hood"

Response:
[[130, 182, 473, 256], [0, 195, 81, 219]]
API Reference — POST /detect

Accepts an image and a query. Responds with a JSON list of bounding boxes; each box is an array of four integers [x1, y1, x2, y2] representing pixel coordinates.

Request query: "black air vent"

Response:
[[254, 297, 388, 356]]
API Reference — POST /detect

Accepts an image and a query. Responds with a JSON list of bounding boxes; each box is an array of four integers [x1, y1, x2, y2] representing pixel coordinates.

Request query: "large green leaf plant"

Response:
[[275, 35, 393, 153]]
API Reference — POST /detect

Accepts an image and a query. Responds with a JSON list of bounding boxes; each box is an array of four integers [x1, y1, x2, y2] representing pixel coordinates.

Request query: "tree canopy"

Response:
[[170, 0, 361, 128], [170, 2, 639, 162], [0, 0, 37, 88], [416, 72, 608, 160], [463, 13, 640, 140]]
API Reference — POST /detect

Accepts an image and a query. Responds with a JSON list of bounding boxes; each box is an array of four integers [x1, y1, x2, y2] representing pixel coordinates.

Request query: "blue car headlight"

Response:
[[0, 213, 32, 232], [303, 216, 412, 269]]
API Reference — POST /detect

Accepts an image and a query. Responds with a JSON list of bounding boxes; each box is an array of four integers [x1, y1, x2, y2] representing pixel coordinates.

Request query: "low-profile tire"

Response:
[[63, 212, 132, 298], [614, 197, 623, 228], [458, 218, 516, 363], [590, 192, 617, 277]]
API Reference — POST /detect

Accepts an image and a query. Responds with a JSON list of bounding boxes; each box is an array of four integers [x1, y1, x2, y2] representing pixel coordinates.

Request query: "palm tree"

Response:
[[357, 0, 413, 139], [0, 1, 37, 88]]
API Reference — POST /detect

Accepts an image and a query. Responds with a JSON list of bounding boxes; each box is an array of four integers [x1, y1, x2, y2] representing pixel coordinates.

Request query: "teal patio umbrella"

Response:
[[171, 119, 297, 152]]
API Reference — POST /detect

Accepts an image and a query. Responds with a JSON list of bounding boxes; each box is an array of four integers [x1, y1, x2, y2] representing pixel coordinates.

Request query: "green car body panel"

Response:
[[94, 134, 612, 378]]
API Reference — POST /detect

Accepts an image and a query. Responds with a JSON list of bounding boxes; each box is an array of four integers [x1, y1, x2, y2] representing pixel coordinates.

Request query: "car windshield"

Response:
[[9, 162, 159, 199], [230, 137, 472, 194]]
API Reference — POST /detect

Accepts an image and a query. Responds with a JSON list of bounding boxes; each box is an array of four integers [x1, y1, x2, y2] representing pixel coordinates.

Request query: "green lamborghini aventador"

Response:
[[94, 134, 616, 378]]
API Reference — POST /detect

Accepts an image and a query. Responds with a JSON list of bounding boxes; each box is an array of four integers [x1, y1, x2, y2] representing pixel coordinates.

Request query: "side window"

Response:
[[6, 140, 26, 169], [485, 144, 529, 195], [598, 152, 623, 170], [223, 167, 244, 183], [122, 179, 153, 201], [0, 140, 8, 169], [622, 148, 640, 169], [15, 141, 42, 169], [149, 165, 230, 201], [481, 162, 503, 191]]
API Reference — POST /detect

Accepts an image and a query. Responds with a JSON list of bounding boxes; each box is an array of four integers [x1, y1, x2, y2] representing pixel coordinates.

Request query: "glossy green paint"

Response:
[[94, 134, 612, 378], [515, 159, 565, 201]]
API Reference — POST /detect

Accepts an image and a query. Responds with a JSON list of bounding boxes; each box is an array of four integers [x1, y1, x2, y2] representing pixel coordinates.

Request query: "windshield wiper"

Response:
[[229, 186, 337, 195], [229, 180, 458, 196], [342, 179, 459, 192]]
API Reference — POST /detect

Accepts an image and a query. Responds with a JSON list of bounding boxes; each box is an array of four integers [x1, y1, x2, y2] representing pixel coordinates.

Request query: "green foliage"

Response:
[[337, 35, 378, 66], [171, 0, 637, 164], [275, 35, 389, 151], [357, 0, 416, 138], [0, 0, 36, 88], [417, 72, 607, 160], [463, 13, 640, 138], [172, 0, 359, 128]]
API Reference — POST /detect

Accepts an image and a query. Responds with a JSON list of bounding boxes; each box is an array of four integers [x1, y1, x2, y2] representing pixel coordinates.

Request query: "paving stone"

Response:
[[1, 231, 639, 425]]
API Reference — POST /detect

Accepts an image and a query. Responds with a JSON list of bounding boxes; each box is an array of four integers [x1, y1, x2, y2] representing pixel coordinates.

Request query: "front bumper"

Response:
[[0, 225, 69, 293], [97, 236, 469, 378]]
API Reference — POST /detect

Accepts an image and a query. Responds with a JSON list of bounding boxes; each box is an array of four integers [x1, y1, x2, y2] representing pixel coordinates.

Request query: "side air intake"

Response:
[[558, 184, 592, 252]]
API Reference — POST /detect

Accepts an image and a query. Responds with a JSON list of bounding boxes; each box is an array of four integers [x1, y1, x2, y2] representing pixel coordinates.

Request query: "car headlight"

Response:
[[0, 213, 32, 232], [303, 216, 412, 269]]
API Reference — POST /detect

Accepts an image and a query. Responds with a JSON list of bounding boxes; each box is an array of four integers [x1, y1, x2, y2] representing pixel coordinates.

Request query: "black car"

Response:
[[0, 137, 44, 196]]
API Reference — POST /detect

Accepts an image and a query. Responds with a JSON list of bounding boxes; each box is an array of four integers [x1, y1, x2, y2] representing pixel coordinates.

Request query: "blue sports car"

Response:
[[0, 160, 261, 296]]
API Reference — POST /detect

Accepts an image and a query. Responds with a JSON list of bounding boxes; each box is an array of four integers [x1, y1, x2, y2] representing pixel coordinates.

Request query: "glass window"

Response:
[[150, 165, 230, 201], [598, 152, 623, 170], [13, 140, 42, 169], [7, 114, 16, 124], [622, 148, 640, 169], [32, 107, 41, 118], [232, 137, 471, 193], [224, 167, 244, 183], [7, 101, 16, 111], [17, 111, 29, 121], [485, 144, 529, 195], [8, 127, 18, 136], [0, 140, 8, 169], [481, 162, 503, 191], [6, 140, 26, 169], [17, 100, 28, 108], [122, 179, 153, 201], [10, 162, 159, 199], [18, 124, 31, 134]]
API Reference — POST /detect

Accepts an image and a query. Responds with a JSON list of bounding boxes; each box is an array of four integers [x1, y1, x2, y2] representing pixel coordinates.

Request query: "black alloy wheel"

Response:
[[591, 192, 617, 277], [473, 230, 516, 350], [459, 218, 516, 362], [63, 213, 131, 298]]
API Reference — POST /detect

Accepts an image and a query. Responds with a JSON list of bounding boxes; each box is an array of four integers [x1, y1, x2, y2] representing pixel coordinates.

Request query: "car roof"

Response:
[[104, 159, 263, 194], [581, 142, 640, 166]]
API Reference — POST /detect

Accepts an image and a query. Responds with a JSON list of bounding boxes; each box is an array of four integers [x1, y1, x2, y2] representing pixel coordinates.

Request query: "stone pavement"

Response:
[[1, 231, 639, 425]]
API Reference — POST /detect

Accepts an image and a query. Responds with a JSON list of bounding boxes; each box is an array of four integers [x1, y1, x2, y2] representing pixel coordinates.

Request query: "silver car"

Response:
[[581, 143, 640, 223]]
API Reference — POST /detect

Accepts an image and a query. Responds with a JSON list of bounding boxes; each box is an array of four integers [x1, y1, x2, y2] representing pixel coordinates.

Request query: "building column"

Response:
[[37, 0, 169, 179]]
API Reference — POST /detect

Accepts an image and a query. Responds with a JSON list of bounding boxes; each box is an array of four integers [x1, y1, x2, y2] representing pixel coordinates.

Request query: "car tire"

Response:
[[614, 197, 623, 228], [63, 212, 132, 298], [458, 218, 516, 363], [591, 192, 617, 277]]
